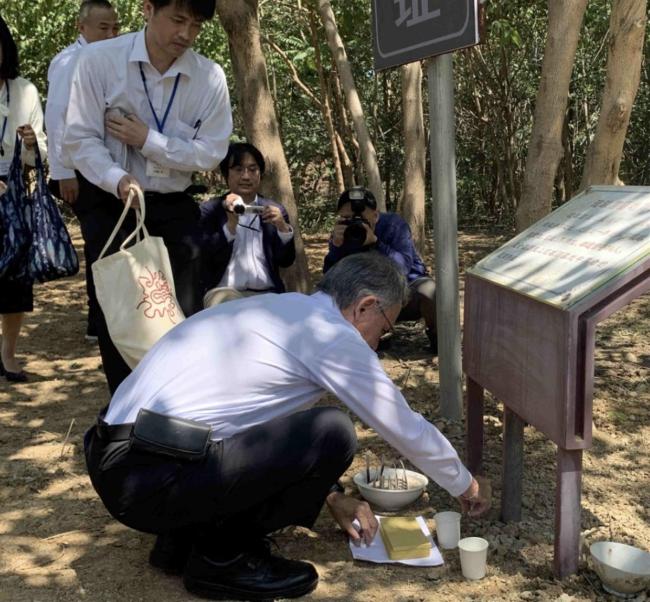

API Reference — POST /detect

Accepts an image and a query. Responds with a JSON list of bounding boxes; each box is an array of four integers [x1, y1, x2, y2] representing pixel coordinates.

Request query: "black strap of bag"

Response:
[[128, 408, 212, 461]]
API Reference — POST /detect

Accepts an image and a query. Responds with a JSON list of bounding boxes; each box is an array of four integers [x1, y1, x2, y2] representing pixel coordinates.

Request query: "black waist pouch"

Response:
[[129, 408, 212, 461]]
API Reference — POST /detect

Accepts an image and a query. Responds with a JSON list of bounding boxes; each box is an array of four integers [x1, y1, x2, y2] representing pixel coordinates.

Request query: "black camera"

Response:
[[340, 216, 369, 246], [340, 186, 370, 246]]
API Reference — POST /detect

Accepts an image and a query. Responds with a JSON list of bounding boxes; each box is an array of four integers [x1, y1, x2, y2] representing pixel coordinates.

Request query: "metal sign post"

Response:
[[427, 54, 463, 420], [372, 1, 480, 420]]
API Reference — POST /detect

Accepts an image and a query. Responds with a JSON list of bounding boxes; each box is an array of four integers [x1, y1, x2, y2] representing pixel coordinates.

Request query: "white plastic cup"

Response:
[[434, 511, 461, 549], [458, 536, 489, 580]]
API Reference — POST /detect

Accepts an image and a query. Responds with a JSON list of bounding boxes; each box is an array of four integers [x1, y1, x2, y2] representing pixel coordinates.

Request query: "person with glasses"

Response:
[[84, 252, 490, 601], [324, 187, 438, 353], [199, 142, 295, 307]]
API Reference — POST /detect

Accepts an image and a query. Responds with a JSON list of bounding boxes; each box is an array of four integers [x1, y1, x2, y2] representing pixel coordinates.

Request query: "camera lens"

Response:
[[343, 219, 367, 246], [231, 197, 246, 214]]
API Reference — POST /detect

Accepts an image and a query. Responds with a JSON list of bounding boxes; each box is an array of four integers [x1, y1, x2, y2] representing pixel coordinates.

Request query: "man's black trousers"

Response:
[[85, 407, 357, 552], [73, 175, 203, 394]]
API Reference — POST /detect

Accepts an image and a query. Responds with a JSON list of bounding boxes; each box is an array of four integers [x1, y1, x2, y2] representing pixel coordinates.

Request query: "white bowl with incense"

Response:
[[353, 467, 428, 511]]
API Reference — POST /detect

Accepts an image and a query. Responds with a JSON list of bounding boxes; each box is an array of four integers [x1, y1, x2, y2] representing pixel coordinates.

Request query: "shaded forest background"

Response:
[[2, 0, 649, 232]]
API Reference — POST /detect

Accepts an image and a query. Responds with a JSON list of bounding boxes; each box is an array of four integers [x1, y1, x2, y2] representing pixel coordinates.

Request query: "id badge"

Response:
[[146, 159, 170, 178]]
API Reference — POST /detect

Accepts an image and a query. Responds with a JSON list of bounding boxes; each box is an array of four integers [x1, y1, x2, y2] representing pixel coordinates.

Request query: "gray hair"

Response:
[[317, 252, 409, 310], [79, 0, 114, 21]]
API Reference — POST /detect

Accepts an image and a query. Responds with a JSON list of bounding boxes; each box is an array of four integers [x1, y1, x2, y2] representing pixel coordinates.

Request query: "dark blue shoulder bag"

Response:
[[27, 139, 79, 282], [0, 134, 32, 281]]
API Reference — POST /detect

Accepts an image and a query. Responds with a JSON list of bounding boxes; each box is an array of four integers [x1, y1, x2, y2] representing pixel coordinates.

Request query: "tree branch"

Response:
[[262, 35, 323, 110]]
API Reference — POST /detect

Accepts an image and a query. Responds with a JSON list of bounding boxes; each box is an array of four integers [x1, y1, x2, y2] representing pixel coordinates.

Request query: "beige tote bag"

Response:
[[92, 188, 185, 368]]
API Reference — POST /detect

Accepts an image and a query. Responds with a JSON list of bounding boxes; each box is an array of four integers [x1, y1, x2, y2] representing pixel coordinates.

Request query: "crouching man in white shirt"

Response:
[[84, 252, 490, 601]]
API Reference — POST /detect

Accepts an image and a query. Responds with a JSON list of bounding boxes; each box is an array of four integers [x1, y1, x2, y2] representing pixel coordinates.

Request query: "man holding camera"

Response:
[[324, 187, 438, 352], [199, 142, 295, 307]]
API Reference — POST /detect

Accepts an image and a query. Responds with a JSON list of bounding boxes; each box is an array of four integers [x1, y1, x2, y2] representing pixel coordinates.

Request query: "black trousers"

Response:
[[399, 277, 437, 340], [49, 178, 99, 336], [85, 407, 357, 552], [73, 175, 203, 394]]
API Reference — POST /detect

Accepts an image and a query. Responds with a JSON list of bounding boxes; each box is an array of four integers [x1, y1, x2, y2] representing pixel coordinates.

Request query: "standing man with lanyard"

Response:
[[45, 0, 119, 343], [63, 0, 232, 393]]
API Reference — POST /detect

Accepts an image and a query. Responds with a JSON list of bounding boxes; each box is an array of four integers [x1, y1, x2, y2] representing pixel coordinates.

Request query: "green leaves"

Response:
[[3, 0, 648, 229]]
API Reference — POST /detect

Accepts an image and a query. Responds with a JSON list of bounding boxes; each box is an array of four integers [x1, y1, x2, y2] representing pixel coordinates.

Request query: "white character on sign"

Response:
[[394, 0, 441, 27]]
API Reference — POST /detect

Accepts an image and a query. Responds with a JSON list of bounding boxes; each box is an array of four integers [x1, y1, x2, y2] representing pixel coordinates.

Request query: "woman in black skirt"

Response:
[[0, 16, 48, 382]]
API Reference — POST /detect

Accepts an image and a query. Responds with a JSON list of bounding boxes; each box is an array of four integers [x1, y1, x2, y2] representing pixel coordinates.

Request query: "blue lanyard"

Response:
[[0, 79, 9, 157], [139, 63, 181, 134]]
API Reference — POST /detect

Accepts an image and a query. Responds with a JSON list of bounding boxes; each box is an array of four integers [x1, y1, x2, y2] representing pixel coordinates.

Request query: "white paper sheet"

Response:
[[348, 515, 444, 566]]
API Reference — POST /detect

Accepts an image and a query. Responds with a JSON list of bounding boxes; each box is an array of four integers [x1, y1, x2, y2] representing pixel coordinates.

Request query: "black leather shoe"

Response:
[[183, 545, 318, 600], [5, 370, 28, 382], [149, 533, 193, 575], [0, 359, 27, 382]]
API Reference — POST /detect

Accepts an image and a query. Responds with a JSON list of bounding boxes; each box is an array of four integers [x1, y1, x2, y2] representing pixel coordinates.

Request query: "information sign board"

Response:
[[469, 186, 650, 308]]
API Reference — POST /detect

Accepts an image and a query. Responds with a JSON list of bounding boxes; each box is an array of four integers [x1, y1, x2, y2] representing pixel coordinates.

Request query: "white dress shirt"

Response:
[[105, 291, 473, 498], [45, 36, 87, 180], [0, 77, 47, 177], [63, 29, 232, 195], [219, 195, 295, 290]]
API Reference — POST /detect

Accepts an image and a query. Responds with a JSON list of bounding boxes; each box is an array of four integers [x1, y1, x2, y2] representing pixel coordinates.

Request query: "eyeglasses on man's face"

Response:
[[231, 165, 260, 176], [376, 303, 395, 336]]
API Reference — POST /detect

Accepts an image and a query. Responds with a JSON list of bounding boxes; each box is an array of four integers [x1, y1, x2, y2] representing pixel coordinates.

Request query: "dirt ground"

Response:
[[0, 226, 648, 602]]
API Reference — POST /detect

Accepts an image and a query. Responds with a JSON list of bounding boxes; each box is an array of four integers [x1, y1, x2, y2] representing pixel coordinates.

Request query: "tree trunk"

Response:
[[579, 0, 647, 190], [216, 0, 310, 291], [308, 7, 345, 194], [335, 130, 355, 188], [401, 62, 426, 254], [330, 65, 356, 154], [515, 0, 589, 233], [316, 0, 386, 211], [329, 65, 358, 187]]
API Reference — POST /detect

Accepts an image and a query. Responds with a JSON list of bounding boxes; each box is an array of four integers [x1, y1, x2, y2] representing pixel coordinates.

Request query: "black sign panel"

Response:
[[372, 0, 480, 71]]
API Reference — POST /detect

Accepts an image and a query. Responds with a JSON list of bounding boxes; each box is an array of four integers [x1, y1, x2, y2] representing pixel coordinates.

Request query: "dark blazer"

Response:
[[323, 212, 428, 282], [199, 194, 296, 294]]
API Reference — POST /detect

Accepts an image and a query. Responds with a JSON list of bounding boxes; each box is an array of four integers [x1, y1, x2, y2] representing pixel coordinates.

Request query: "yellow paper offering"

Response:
[[379, 517, 432, 560]]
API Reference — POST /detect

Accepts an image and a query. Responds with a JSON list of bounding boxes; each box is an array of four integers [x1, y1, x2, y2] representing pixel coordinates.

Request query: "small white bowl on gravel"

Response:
[[353, 468, 428, 511]]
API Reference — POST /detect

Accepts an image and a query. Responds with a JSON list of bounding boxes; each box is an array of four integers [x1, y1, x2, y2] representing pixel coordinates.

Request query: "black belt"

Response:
[[95, 420, 133, 441], [144, 190, 193, 202], [75, 171, 195, 202]]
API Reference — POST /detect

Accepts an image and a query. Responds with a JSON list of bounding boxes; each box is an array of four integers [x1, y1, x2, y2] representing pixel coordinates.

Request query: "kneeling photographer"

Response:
[[324, 186, 438, 353]]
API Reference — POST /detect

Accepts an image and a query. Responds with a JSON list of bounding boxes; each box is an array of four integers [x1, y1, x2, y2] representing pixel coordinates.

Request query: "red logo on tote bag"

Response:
[[136, 267, 180, 323]]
